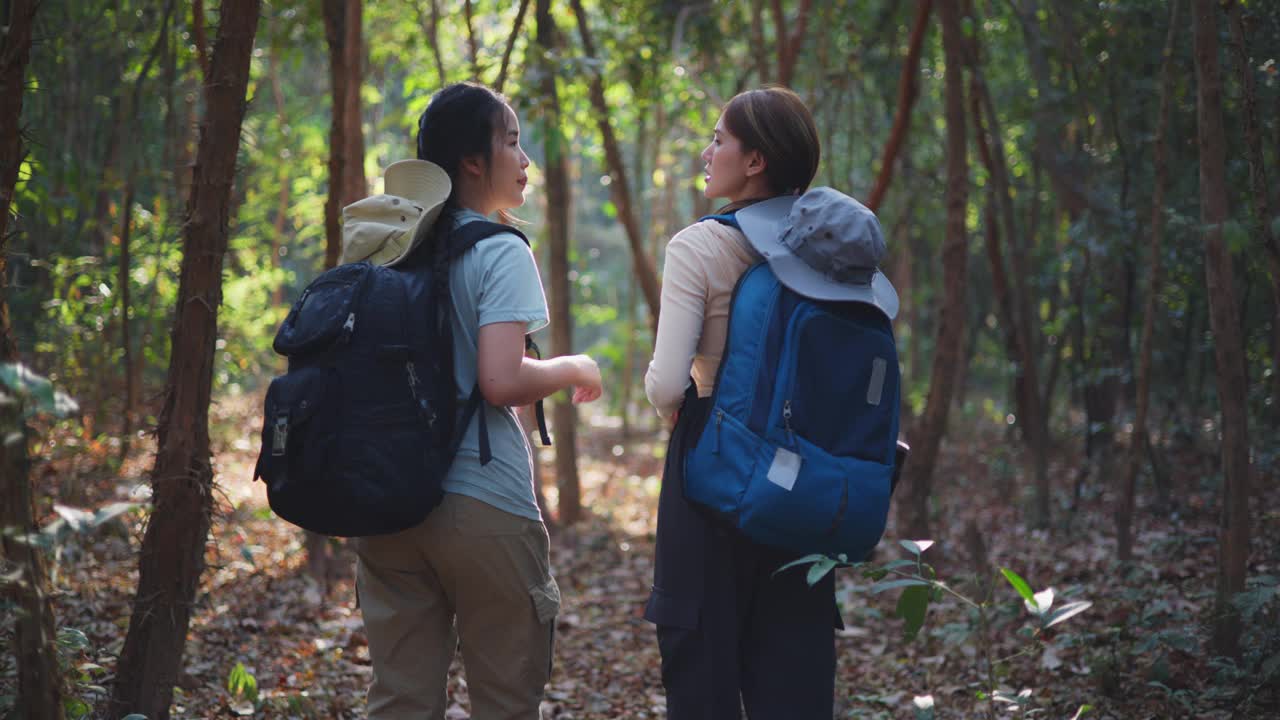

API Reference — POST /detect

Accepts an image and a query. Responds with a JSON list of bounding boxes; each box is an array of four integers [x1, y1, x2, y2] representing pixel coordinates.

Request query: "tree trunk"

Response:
[[569, 0, 661, 332], [0, 0, 36, 361], [537, 0, 581, 525], [965, 16, 1051, 527], [492, 0, 531, 94], [322, 0, 363, 270], [423, 0, 448, 88], [1192, 0, 1252, 659], [1, 398, 64, 720], [119, 182, 136, 460], [464, 0, 481, 80], [768, 0, 813, 87], [1226, 0, 1280, 427], [896, 0, 969, 542], [268, 46, 290, 307], [0, 5, 60, 716], [866, 0, 932, 213], [340, 0, 366, 205], [109, 2, 262, 716], [192, 0, 210, 81], [1118, 0, 1179, 563]]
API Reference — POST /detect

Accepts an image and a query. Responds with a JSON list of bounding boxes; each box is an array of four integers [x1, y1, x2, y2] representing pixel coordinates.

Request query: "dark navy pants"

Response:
[[645, 390, 839, 720]]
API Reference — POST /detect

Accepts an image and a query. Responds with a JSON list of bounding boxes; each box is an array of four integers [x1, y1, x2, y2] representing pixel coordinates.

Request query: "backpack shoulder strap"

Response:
[[445, 220, 550, 465], [698, 213, 741, 230], [448, 221, 530, 260]]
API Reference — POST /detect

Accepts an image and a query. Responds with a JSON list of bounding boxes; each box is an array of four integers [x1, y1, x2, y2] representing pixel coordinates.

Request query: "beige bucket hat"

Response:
[[340, 159, 451, 266]]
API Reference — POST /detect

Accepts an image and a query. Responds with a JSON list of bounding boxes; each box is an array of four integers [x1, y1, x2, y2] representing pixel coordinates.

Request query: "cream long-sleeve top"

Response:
[[644, 219, 763, 419]]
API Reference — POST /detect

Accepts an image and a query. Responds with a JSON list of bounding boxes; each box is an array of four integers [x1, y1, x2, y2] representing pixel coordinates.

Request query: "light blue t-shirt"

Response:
[[443, 209, 549, 521]]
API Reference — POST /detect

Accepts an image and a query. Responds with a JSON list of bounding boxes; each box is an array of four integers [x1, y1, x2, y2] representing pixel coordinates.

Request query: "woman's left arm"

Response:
[[644, 230, 708, 419]]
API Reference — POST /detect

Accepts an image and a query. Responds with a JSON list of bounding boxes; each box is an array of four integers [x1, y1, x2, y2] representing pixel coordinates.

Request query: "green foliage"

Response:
[[784, 539, 1094, 716], [226, 661, 260, 706], [0, 363, 79, 419]]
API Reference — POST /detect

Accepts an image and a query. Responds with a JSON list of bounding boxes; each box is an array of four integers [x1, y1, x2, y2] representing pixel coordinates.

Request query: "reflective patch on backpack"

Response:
[[767, 447, 802, 491], [867, 357, 887, 406]]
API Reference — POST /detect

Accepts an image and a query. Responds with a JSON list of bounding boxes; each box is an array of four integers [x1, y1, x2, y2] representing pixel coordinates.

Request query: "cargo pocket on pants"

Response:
[[528, 576, 561, 678]]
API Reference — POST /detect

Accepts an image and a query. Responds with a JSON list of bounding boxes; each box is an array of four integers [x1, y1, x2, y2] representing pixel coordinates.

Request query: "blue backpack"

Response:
[[253, 221, 548, 537], [683, 218, 903, 560]]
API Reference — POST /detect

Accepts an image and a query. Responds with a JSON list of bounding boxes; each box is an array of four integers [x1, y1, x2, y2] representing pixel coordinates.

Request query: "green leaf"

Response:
[[92, 501, 141, 528], [0, 363, 79, 418], [872, 578, 931, 594], [1044, 600, 1092, 628], [56, 627, 90, 650], [53, 505, 95, 533], [775, 553, 833, 576], [227, 661, 259, 703], [1001, 567, 1035, 604], [899, 539, 934, 556], [806, 557, 838, 586], [896, 584, 930, 641]]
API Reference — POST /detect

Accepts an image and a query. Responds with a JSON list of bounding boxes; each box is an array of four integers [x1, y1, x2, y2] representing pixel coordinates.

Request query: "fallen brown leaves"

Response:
[[3, 397, 1278, 719]]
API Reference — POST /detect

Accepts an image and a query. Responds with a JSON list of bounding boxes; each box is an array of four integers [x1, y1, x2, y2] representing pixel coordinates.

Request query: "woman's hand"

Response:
[[569, 355, 603, 404]]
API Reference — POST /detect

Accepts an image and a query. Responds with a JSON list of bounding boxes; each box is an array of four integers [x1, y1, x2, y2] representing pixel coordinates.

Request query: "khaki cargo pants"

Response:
[[354, 493, 560, 720]]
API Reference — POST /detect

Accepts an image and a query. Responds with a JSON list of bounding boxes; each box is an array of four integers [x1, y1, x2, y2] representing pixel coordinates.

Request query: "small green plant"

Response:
[[781, 540, 1093, 719], [227, 661, 260, 711]]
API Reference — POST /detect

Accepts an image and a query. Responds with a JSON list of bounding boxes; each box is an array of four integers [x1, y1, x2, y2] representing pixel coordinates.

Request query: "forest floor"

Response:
[[4, 392, 1279, 720]]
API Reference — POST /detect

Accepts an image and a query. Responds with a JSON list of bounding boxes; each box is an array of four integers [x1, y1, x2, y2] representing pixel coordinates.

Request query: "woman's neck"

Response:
[[453, 182, 493, 217]]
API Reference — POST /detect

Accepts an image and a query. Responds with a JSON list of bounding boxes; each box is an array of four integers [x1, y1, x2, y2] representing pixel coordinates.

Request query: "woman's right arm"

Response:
[[477, 322, 601, 407], [645, 229, 708, 419]]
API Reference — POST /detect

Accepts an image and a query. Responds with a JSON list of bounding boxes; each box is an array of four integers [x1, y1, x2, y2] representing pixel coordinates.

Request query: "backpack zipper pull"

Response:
[[272, 413, 290, 456], [712, 409, 724, 454], [341, 312, 356, 340], [783, 400, 796, 448]]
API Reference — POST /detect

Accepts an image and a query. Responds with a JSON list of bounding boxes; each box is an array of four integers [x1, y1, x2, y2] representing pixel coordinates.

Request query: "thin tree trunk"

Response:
[[569, 0, 661, 331], [268, 47, 289, 306], [1192, 0, 1251, 659], [750, 0, 769, 83], [1226, 0, 1280, 426], [323, 0, 350, 270], [896, 0, 969, 542], [768, 0, 812, 87], [425, 0, 448, 88], [493, 0, 531, 95], [965, 13, 1051, 527], [119, 182, 136, 460], [538, 0, 581, 525], [192, 0, 210, 81], [0, 400, 64, 720], [464, 0, 481, 80], [0, 2, 62, 713], [1118, 0, 1179, 563], [109, 3, 262, 716], [866, 0, 932, 213], [341, 0, 366, 205]]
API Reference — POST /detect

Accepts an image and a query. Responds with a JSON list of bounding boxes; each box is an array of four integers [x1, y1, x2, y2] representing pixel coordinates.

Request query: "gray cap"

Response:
[[736, 187, 899, 319]]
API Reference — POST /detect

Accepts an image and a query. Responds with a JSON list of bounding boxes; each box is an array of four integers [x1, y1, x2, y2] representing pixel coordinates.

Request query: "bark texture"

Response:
[[109, 2, 262, 716], [1191, 0, 1251, 659], [1118, 0, 1179, 563], [896, 0, 969, 542], [538, 0, 581, 524], [569, 0, 661, 332]]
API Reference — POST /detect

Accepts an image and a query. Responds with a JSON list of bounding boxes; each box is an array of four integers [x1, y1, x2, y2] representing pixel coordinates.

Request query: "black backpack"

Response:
[[253, 221, 549, 537]]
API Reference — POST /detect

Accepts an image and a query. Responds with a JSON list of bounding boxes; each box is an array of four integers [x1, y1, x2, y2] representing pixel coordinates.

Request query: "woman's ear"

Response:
[[460, 153, 486, 178], [745, 149, 767, 178]]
